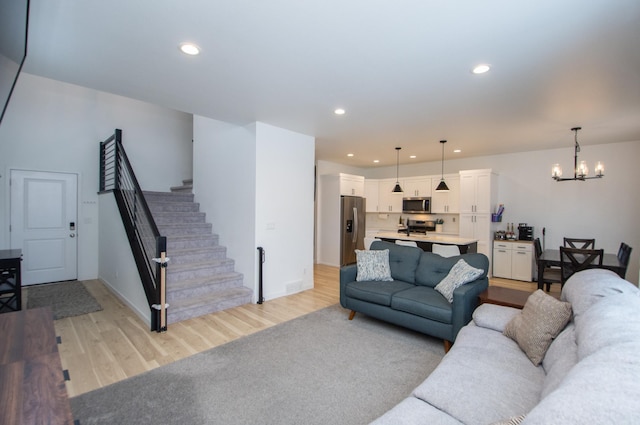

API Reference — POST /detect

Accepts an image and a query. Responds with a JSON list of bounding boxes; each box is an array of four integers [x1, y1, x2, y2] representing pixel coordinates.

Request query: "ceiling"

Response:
[[23, 0, 640, 168]]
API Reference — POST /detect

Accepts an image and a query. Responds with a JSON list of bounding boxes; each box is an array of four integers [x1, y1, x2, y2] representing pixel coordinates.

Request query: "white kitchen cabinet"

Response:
[[460, 213, 492, 260], [339, 173, 365, 196], [492, 240, 534, 281], [459, 169, 496, 214], [403, 177, 431, 197], [431, 174, 459, 213], [377, 179, 404, 213], [364, 180, 379, 212], [492, 241, 513, 278]]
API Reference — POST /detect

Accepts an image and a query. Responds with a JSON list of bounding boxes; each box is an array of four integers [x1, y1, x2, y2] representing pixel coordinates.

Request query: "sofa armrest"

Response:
[[472, 303, 521, 332], [340, 264, 358, 307], [451, 277, 489, 340]]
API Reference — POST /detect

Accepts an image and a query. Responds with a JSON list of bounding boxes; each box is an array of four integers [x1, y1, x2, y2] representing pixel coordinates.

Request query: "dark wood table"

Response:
[[0, 307, 74, 424], [478, 286, 534, 309], [0, 249, 22, 313], [537, 249, 626, 290]]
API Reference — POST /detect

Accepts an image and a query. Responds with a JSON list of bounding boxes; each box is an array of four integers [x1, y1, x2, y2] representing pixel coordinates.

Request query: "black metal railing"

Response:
[[99, 129, 168, 332]]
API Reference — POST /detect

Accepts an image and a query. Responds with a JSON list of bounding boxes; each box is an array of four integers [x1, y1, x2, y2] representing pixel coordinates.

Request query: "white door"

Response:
[[10, 170, 78, 285]]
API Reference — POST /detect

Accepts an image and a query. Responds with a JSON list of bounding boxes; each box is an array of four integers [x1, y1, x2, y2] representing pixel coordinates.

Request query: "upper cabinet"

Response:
[[459, 169, 497, 214], [377, 178, 404, 213], [364, 180, 379, 212], [338, 173, 364, 197], [431, 174, 459, 213], [403, 177, 432, 198]]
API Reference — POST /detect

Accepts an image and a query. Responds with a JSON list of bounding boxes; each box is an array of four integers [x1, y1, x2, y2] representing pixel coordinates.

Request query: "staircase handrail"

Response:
[[99, 129, 167, 332]]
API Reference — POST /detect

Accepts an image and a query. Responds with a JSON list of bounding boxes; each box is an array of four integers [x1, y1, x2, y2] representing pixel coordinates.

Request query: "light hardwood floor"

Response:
[[54, 265, 557, 397]]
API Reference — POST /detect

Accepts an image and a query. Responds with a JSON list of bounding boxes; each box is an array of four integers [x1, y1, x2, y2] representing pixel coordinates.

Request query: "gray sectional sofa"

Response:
[[340, 240, 490, 348], [371, 268, 640, 424]]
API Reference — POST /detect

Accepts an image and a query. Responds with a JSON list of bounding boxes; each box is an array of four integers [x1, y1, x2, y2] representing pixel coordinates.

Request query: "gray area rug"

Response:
[[27, 280, 103, 319], [71, 304, 444, 425]]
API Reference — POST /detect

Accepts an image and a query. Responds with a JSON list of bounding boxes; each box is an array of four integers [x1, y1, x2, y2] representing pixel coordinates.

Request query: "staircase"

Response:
[[144, 179, 252, 324]]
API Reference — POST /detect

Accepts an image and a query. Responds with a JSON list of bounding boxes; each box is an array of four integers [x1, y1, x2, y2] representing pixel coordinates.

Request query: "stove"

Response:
[[398, 219, 436, 234]]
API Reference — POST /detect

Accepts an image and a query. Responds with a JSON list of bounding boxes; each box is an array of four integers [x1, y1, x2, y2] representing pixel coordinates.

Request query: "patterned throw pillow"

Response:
[[434, 259, 484, 303], [489, 415, 526, 425], [504, 290, 572, 366], [355, 249, 393, 282]]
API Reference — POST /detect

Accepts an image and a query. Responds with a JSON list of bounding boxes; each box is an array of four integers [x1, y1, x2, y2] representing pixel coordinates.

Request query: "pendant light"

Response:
[[552, 127, 604, 181], [392, 147, 403, 193], [435, 140, 450, 192]]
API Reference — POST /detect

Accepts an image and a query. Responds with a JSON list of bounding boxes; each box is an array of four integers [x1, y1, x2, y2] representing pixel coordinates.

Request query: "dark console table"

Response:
[[0, 249, 22, 313]]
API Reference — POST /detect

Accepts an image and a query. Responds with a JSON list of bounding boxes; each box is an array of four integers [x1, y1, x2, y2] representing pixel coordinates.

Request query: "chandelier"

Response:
[[551, 127, 604, 181]]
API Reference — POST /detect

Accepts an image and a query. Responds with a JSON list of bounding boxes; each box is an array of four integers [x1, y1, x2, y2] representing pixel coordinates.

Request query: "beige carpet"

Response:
[[71, 304, 444, 425]]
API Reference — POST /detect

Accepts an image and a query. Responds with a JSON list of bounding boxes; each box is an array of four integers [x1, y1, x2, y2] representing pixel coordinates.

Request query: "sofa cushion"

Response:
[[524, 342, 640, 424], [391, 286, 452, 323], [574, 292, 640, 361], [413, 324, 544, 425], [472, 303, 521, 333], [414, 252, 489, 288], [562, 268, 638, 321], [355, 249, 393, 282], [371, 240, 422, 283], [344, 280, 415, 306], [540, 323, 578, 399], [370, 396, 465, 425], [503, 290, 572, 366], [434, 259, 484, 303]]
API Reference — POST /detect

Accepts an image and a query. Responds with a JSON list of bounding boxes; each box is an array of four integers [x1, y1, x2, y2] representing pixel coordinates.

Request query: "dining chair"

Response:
[[395, 240, 418, 247], [563, 237, 596, 249], [617, 242, 633, 278], [534, 238, 562, 291], [559, 246, 604, 285], [432, 244, 460, 258]]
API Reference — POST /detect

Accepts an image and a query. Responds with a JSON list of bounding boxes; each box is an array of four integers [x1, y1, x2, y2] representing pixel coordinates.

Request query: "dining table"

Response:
[[537, 249, 626, 290]]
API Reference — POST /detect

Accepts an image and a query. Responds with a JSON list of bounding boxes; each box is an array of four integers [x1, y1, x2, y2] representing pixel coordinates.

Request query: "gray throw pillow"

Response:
[[504, 289, 572, 366], [434, 258, 484, 303], [355, 249, 393, 282]]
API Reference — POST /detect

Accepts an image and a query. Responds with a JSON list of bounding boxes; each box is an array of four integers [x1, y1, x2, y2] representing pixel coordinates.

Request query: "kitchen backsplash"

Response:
[[366, 213, 460, 234]]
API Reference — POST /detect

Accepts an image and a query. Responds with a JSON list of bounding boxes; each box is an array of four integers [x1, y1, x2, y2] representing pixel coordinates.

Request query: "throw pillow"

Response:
[[489, 415, 526, 425], [504, 289, 572, 366], [434, 259, 484, 303], [355, 249, 393, 282]]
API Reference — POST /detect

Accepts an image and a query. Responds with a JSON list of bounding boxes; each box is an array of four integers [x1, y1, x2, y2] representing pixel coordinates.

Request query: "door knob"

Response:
[[70, 234, 75, 238]]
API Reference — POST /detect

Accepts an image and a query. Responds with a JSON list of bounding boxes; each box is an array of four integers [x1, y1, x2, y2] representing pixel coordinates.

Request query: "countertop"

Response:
[[375, 231, 478, 245]]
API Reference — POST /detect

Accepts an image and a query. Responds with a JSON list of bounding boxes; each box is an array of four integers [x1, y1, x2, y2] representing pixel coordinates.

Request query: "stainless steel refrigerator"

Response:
[[341, 196, 366, 266]]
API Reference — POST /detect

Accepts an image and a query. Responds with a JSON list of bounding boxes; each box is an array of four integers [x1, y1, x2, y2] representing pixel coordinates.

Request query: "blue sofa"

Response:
[[340, 240, 489, 350]]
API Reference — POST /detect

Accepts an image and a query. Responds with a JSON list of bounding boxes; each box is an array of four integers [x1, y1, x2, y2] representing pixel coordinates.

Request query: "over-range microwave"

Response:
[[402, 197, 431, 214]]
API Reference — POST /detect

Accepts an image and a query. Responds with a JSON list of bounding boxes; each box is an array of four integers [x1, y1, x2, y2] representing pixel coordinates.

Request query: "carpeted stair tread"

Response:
[[152, 211, 206, 224], [166, 273, 245, 302], [167, 287, 253, 322], [145, 183, 251, 324]]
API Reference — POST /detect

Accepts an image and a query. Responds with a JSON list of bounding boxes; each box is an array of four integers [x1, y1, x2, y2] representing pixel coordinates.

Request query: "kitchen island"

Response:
[[375, 231, 478, 254]]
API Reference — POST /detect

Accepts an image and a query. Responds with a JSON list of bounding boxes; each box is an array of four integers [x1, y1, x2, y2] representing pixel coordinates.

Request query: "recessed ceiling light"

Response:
[[334, 108, 346, 115], [373, 160, 380, 163], [179, 43, 201, 55], [410, 155, 417, 159], [347, 153, 354, 157], [454, 149, 462, 153], [472, 64, 490, 74]]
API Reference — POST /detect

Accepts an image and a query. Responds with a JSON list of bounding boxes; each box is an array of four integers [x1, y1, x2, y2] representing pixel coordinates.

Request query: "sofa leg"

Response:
[[444, 340, 452, 353], [348, 310, 356, 320]]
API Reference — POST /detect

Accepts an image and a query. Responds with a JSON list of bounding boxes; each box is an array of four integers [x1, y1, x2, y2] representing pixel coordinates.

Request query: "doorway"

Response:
[[10, 169, 78, 285]]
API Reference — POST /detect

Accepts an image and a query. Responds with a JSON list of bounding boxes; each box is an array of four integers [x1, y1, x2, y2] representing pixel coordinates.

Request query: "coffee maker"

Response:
[[518, 223, 534, 241]]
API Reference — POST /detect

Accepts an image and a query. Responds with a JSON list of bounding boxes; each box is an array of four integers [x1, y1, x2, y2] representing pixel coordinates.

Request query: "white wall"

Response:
[[0, 73, 193, 282], [193, 117, 315, 300], [255, 122, 315, 297], [193, 117, 257, 296], [318, 140, 640, 284], [98, 195, 150, 324]]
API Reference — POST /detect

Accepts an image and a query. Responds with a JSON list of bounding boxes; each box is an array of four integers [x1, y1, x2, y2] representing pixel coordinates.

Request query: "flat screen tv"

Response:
[[0, 0, 30, 126]]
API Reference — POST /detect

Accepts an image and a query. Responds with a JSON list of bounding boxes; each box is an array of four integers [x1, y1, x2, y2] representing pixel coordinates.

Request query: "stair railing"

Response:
[[99, 129, 168, 332]]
